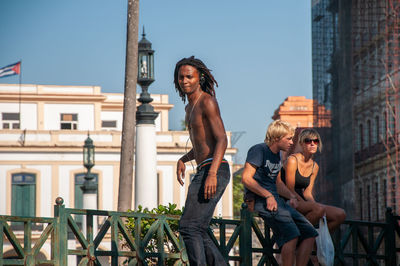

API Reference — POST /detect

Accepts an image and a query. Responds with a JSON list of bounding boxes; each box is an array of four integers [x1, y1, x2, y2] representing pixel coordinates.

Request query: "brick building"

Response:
[[272, 96, 331, 128]]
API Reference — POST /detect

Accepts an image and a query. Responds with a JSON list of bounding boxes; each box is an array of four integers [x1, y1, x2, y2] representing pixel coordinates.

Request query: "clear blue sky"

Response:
[[0, 0, 312, 163]]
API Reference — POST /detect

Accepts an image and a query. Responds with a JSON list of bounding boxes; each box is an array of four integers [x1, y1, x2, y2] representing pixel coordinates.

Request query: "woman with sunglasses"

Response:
[[280, 128, 346, 232]]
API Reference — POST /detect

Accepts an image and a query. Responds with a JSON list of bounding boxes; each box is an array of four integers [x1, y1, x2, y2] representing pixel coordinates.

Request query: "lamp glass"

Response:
[[149, 53, 154, 79], [139, 53, 147, 79], [83, 139, 95, 168], [138, 52, 154, 80]]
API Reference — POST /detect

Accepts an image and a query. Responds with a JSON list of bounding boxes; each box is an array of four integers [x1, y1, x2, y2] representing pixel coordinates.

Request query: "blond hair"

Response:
[[265, 120, 295, 145], [298, 128, 323, 152]]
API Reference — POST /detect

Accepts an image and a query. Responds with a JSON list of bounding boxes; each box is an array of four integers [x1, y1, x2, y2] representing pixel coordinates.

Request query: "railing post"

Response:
[[54, 197, 67, 266], [24, 221, 34, 266], [385, 207, 396, 266], [239, 203, 252, 266]]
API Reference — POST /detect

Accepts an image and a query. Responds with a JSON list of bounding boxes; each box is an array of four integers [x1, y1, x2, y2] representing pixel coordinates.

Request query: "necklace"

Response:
[[187, 91, 203, 130]]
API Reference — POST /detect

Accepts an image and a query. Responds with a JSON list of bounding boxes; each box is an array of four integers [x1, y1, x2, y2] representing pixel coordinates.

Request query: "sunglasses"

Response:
[[304, 138, 320, 144]]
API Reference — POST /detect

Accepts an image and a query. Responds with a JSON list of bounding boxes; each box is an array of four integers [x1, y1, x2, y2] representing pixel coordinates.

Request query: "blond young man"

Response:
[[242, 120, 317, 266]]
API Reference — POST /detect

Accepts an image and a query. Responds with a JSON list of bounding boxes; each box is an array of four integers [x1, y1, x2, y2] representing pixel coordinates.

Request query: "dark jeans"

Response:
[[255, 195, 318, 248], [178, 162, 230, 266]]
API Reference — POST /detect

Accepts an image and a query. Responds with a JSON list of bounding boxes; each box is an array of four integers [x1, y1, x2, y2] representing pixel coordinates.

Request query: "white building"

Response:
[[0, 83, 236, 261]]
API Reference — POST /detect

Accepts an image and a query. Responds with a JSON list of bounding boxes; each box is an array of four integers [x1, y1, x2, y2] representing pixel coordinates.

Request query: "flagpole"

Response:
[[18, 60, 22, 128]]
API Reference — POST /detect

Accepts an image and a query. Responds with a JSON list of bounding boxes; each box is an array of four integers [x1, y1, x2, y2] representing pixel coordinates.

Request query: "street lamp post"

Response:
[[135, 28, 159, 210], [82, 135, 96, 196], [81, 134, 98, 235]]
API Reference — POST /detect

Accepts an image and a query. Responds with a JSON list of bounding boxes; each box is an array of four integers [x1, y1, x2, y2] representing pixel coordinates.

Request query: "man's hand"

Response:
[[204, 171, 217, 199], [176, 159, 186, 186], [266, 196, 278, 212]]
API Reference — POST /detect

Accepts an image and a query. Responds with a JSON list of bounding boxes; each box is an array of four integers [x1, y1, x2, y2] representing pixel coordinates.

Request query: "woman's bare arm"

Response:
[[303, 163, 319, 202], [285, 154, 305, 201]]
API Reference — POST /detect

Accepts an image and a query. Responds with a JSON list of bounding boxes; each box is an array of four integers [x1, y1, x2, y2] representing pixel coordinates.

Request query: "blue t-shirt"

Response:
[[245, 143, 282, 197]]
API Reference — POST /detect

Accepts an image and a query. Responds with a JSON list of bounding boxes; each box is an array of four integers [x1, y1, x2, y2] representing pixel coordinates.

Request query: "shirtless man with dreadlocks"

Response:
[[174, 56, 230, 265]]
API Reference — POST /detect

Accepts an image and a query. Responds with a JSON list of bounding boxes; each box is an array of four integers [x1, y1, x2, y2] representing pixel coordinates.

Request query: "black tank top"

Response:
[[281, 155, 315, 200]]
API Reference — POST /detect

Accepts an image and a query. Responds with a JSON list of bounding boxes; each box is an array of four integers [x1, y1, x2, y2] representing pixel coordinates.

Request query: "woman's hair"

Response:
[[265, 120, 295, 146], [174, 56, 218, 103], [298, 128, 323, 152]]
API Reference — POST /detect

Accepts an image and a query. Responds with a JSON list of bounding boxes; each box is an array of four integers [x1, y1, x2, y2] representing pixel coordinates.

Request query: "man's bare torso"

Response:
[[185, 93, 218, 164]]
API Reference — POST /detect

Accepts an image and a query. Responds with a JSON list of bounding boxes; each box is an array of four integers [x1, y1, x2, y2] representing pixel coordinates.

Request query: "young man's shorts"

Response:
[[254, 196, 318, 248]]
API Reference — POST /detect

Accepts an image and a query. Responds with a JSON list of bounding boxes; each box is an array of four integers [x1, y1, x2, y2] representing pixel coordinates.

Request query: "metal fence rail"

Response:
[[0, 215, 58, 265], [1, 198, 399, 265], [56, 198, 187, 266]]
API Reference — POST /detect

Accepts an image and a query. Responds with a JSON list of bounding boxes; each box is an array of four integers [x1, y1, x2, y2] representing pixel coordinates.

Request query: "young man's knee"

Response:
[[282, 237, 298, 251], [301, 236, 316, 246]]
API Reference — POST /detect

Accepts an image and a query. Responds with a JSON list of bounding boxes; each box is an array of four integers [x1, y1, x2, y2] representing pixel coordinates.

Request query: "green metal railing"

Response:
[[1, 198, 399, 265], [56, 198, 188, 265], [0, 215, 58, 265]]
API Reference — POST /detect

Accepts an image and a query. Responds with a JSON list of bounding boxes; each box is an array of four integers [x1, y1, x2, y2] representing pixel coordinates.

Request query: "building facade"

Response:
[[272, 96, 331, 128], [0, 83, 236, 261], [311, 0, 400, 220]]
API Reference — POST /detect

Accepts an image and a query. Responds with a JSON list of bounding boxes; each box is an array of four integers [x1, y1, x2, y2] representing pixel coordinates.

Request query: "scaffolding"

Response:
[[312, 0, 338, 120], [352, 0, 400, 214]]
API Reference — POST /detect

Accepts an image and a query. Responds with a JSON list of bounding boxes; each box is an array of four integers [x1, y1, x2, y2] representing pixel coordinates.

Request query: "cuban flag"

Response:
[[0, 62, 21, 78]]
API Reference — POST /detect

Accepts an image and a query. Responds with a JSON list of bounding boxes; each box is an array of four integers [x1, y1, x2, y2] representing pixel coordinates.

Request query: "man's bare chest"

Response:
[[186, 111, 204, 130]]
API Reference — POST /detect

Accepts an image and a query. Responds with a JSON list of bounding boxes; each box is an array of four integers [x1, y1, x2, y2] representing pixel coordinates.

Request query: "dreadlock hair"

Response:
[[174, 56, 218, 103]]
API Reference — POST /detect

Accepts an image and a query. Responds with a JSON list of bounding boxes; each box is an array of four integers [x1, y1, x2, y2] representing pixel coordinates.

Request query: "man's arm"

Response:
[[276, 172, 297, 199], [202, 96, 227, 199], [176, 149, 194, 186], [276, 173, 298, 208], [242, 162, 277, 211]]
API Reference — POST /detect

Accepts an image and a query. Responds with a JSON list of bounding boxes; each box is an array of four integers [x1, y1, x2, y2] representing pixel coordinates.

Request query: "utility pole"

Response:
[[118, 0, 139, 212]]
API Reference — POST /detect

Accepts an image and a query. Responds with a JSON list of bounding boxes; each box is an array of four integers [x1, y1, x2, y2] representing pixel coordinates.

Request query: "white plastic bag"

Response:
[[316, 215, 334, 266]]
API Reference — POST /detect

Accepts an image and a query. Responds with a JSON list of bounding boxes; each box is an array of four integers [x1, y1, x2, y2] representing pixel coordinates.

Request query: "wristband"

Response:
[[265, 195, 273, 200]]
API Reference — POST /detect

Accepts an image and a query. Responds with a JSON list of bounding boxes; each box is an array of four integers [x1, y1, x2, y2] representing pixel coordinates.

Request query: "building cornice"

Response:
[[0, 130, 236, 155], [0, 93, 107, 103]]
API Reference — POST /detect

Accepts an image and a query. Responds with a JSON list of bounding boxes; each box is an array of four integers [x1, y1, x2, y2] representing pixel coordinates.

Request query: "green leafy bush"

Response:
[[125, 203, 184, 265], [233, 172, 244, 218]]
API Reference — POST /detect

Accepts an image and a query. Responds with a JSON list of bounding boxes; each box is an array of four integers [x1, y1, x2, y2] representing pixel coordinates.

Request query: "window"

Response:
[[367, 120, 372, 147], [2, 112, 20, 129], [101, 120, 117, 129], [60, 113, 78, 130], [359, 187, 363, 220], [375, 116, 380, 143], [74, 173, 98, 229], [11, 173, 36, 216], [391, 177, 396, 212], [359, 124, 364, 150], [367, 185, 371, 221], [383, 179, 387, 209], [389, 112, 395, 136], [384, 112, 388, 139], [375, 182, 379, 221]]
